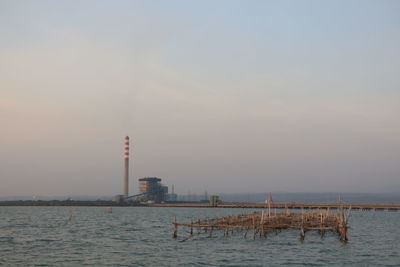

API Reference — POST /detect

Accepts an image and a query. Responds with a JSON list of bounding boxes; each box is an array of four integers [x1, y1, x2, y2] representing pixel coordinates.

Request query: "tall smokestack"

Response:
[[124, 136, 130, 196]]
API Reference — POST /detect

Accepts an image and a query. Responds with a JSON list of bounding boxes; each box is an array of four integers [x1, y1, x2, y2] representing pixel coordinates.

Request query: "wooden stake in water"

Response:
[[68, 208, 75, 221], [173, 216, 178, 238]]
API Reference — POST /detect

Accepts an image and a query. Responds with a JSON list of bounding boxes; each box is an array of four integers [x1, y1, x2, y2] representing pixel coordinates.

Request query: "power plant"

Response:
[[114, 136, 212, 204], [115, 136, 170, 203]]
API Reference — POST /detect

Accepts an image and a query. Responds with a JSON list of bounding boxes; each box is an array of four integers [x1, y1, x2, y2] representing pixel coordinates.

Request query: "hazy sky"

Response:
[[1, 0, 400, 196]]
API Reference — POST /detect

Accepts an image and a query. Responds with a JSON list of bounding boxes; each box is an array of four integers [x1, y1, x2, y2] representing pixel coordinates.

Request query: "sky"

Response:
[[1, 0, 400, 196]]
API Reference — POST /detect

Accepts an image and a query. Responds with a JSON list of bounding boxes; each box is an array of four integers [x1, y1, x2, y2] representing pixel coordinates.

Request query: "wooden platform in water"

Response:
[[172, 206, 351, 242]]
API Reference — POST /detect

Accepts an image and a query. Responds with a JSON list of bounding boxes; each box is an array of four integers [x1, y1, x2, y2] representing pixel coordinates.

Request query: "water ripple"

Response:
[[0, 207, 399, 266]]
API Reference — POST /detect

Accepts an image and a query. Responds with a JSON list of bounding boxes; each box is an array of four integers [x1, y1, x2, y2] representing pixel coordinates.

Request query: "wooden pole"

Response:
[[268, 201, 271, 218], [300, 228, 305, 241], [173, 216, 178, 238], [253, 214, 256, 240], [197, 219, 201, 235], [260, 211, 265, 237], [319, 212, 325, 238]]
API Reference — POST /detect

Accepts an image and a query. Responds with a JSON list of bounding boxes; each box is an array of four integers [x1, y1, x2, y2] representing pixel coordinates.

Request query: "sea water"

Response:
[[0, 207, 399, 266]]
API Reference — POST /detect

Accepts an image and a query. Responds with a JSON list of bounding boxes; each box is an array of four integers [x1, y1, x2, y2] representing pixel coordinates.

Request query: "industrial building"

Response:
[[138, 177, 168, 203], [118, 177, 168, 203]]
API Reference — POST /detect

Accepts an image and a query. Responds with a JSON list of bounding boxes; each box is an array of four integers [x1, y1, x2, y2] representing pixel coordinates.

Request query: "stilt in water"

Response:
[[244, 227, 249, 239], [253, 214, 256, 240], [260, 211, 265, 237], [68, 208, 75, 221], [300, 228, 305, 241], [197, 219, 201, 235], [173, 216, 178, 238]]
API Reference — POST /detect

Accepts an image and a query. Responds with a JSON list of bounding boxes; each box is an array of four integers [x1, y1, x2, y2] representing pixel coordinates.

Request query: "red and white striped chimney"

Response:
[[124, 136, 129, 196]]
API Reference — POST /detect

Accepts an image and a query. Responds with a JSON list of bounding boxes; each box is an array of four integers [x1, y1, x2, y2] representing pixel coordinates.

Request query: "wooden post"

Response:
[[260, 211, 265, 237], [68, 208, 74, 221], [197, 219, 201, 235], [300, 208, 305, 241], [319, 212, 325, 238], [253, 214, 256, 240], [268, 201, 271, 218], [173, 216, 178, 238], [345, 206, 352, 224]]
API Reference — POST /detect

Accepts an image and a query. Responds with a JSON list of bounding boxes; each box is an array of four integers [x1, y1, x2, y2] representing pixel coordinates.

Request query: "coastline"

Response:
[[1, 200, 399, 210]]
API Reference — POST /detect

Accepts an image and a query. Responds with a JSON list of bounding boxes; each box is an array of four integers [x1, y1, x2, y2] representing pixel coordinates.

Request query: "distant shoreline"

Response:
[[1, 200, 399, 210], [0, 200, 136, 207]]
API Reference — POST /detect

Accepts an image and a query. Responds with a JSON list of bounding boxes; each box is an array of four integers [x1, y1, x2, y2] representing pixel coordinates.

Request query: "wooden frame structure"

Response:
[[173, 206, 351, 242]]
